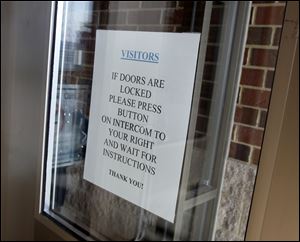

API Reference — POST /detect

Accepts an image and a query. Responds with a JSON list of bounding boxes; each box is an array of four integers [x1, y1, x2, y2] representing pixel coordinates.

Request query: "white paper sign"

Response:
[[84, 30, 200, 222]]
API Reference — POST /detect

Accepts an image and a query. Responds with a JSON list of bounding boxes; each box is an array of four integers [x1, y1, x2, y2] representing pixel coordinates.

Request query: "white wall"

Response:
[[1, 2, 51, 240]]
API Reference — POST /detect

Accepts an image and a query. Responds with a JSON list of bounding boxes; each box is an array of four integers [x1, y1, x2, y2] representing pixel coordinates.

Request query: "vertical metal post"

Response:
[[199, 1, 238, 190], [173, 2, 213, 240]]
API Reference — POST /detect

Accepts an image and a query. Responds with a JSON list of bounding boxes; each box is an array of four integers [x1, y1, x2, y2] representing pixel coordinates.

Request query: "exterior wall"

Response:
[[215, 159, 257, 241], [216, 2, 286, 240], [64, 1, 286, 165], [230, 1, 286, 165]]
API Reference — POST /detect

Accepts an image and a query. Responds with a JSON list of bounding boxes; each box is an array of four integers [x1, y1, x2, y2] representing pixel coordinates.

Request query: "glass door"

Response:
[[41, 1, 251, 240]]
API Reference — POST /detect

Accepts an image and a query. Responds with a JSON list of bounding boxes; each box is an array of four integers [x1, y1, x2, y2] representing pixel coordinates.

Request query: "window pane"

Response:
[[41, 1, 286, 241]]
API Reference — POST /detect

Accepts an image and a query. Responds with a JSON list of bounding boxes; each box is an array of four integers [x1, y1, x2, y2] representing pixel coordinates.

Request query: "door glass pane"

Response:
[[41, 1, 286, 241]]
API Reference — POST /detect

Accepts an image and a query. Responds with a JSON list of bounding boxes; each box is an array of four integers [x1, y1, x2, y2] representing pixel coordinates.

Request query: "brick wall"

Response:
[[61, 1, 204, 85], [60, 1, 286, 166], [56, 1, 287, 240], [229, 1, 286, 164]]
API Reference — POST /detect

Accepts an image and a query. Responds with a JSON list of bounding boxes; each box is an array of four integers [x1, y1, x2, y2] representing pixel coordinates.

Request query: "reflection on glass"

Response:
[[43, 1, 247, 241]]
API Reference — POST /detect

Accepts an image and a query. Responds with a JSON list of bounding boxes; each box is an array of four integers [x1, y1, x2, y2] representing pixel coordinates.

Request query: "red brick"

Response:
[[247, 27, 272, 45], [79, 27, 97, 39], [273, 27, 282, 46], [64, 41, 77, 49], [213, 2, 225, 7], [109, 1, 140, 9], [259, 110, 268, 128], [241, 68, 265, 87], [63, 75, 78, 84], [194, 132, 205, 148], [65, 51, 94, 66], [210, 6, 224, 25], [81, 68, 93, 79], [265, 70, 274, 88], [78, 39, 95, 51], [243, 48, 249, 65], [229, 142, 251, 162], [250, 49, 278, 68], [99, 11, 127, 25], [196, 116, 208, 133], [208, 26, 221, 43], [77, 78, 92, 85], [203, 64, 216, 81], [200, 81, 214, 99], [250, 148, 261, 164], [138, 25, 174, 32], [206, 45, 219, 62], [93, 1, 109, 11], [99, 25, 137, 31], [177, 1, 194, 8], [127, 10, 161, 24], [236, 126, 264, 146], [255, 6, 285, 25], [72, 66, 94, 79], [234, 106, 258, 126], [194, 2, 205, 31], [162, 9, 184, 25], [166, 8, 203, 30], [253, 1, 276, 3], [93, 12, 100, 25], [240, 88, 271, 108], [175, 26, 191, 32], [64, 50, 74, 64], [198, 98, 211, 116], [82, 52, 94, 65], [142, 1, 177, 8]]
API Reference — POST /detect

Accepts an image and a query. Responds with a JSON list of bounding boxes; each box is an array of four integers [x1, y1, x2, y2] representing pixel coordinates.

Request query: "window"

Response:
[[41, 1, 284, 241]]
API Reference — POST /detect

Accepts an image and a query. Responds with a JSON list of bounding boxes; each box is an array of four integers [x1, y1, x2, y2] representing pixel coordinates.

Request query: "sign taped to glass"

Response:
[[84, 30, 200, 222]]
